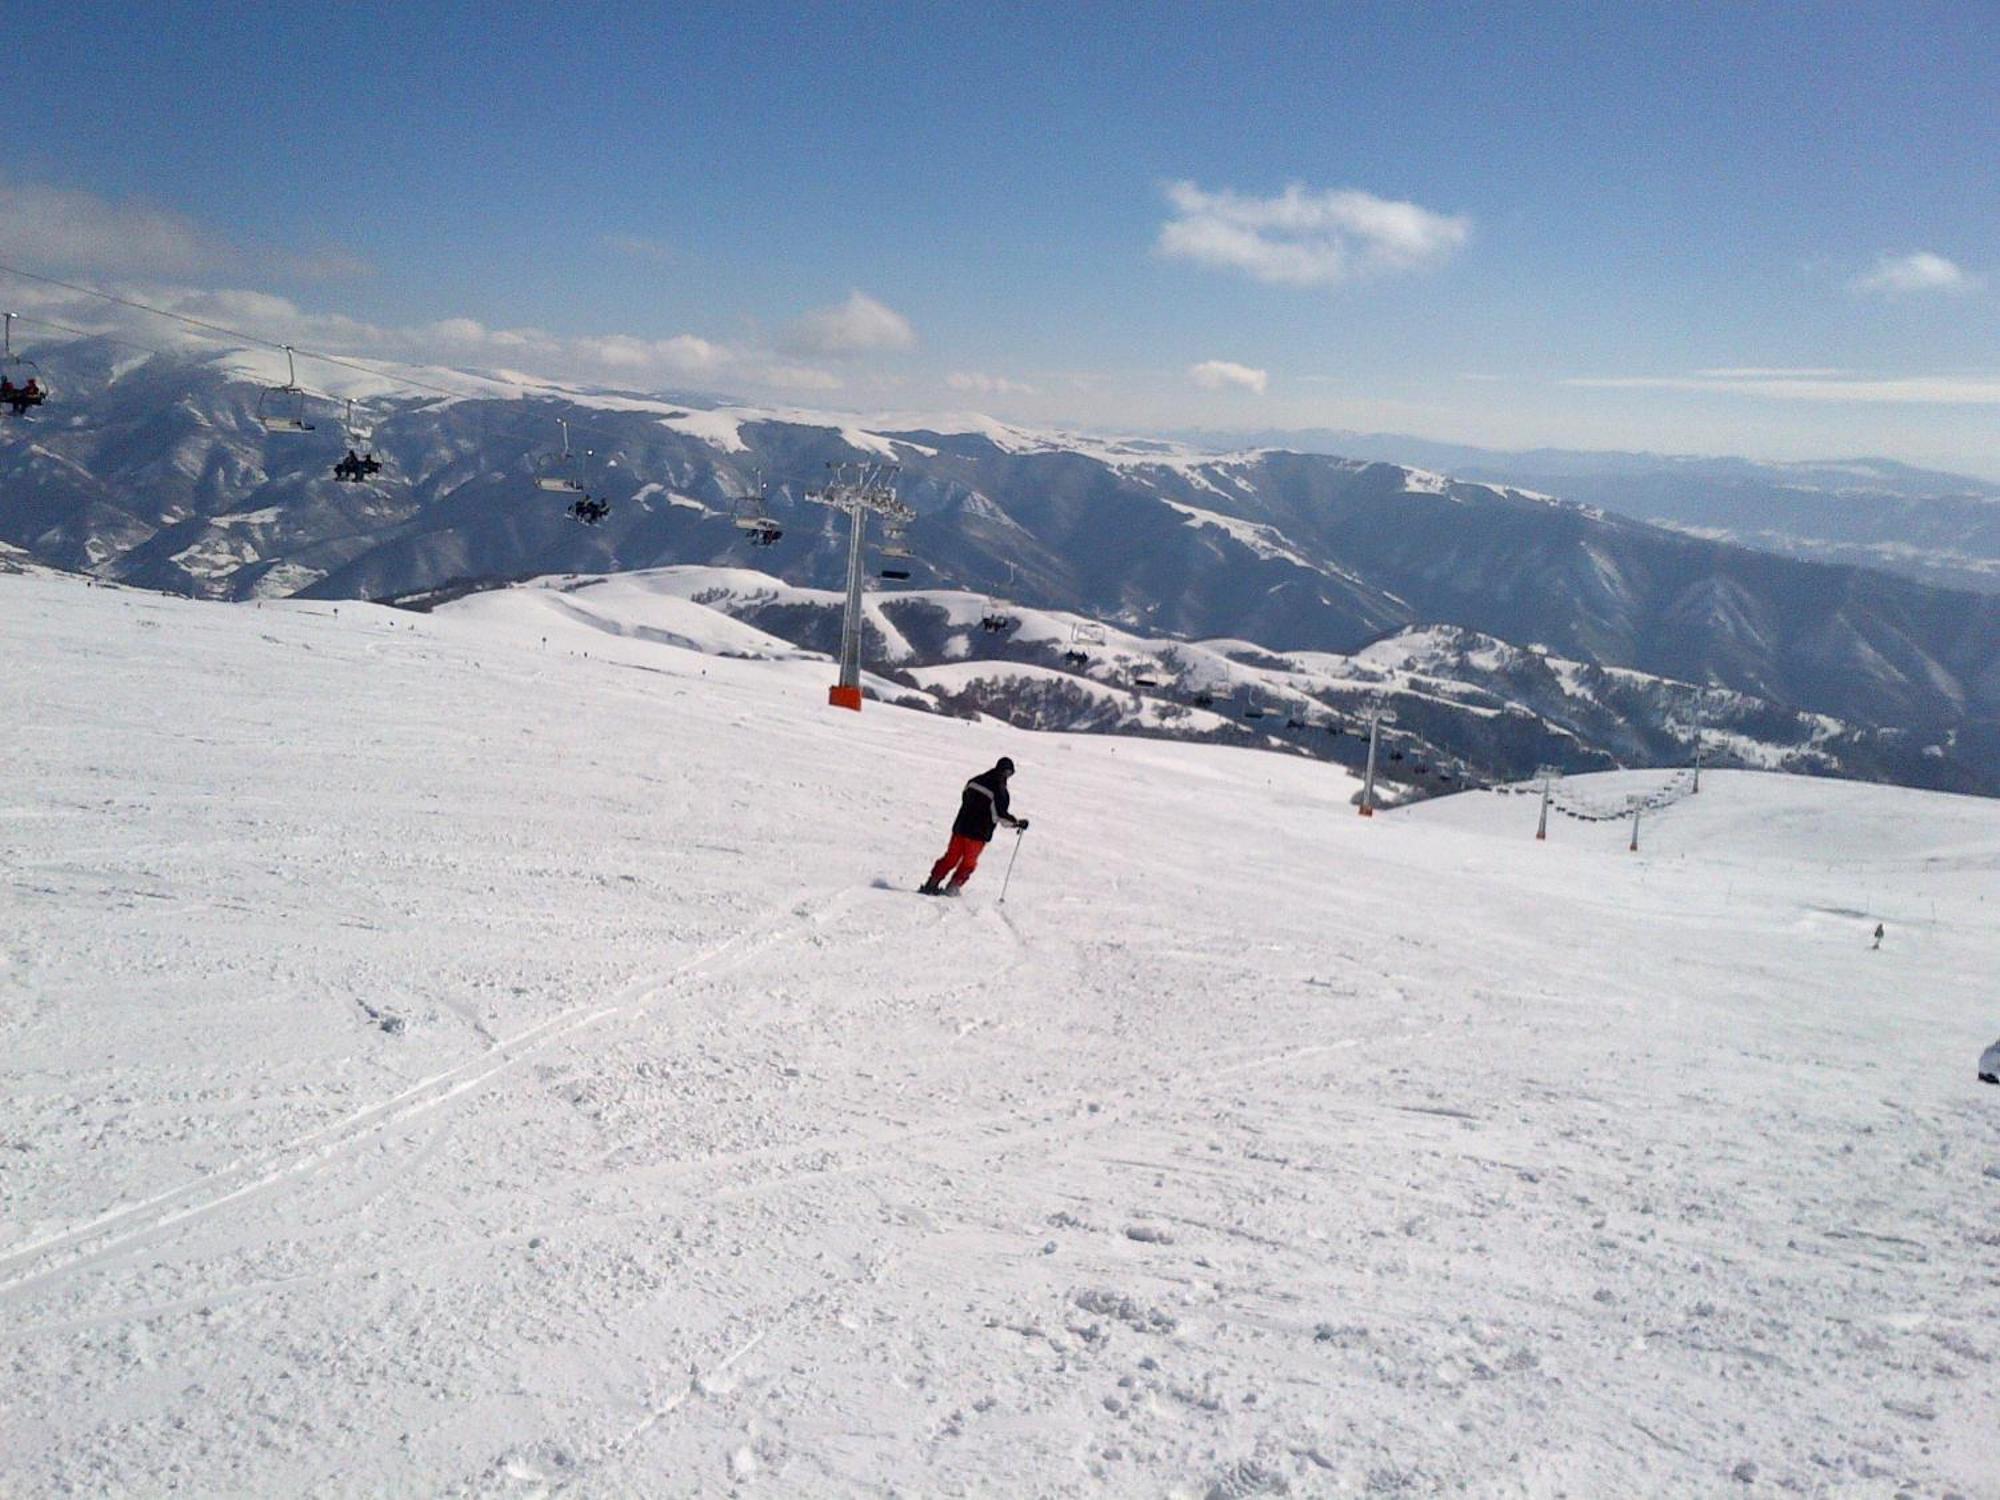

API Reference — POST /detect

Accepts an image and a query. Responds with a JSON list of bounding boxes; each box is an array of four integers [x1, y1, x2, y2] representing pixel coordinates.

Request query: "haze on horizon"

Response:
[[4, 1, 1997, 478]]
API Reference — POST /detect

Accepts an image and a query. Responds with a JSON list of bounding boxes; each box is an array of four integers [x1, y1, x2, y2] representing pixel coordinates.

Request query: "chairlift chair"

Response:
[[332, 400, 385, 482], [731, 473, 784, 546], [534, 418, 588, 494], [256, 345, 314, 433], [0, 313, 48, 415], [979, 561, 1018, 633]]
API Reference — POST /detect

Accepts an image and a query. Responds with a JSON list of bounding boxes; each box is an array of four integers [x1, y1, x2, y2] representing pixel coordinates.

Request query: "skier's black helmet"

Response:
[[996, 757, 1015, 776]]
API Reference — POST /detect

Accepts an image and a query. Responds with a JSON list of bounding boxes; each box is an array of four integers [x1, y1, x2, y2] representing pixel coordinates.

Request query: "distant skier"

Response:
[[1872, 922, 1885, 950], [920, 757, 1028, 896]]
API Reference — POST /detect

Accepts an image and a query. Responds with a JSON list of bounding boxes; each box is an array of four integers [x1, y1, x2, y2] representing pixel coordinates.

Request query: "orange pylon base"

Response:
[[1357, 804, 1374, 817], [828, 685, 863, 712]]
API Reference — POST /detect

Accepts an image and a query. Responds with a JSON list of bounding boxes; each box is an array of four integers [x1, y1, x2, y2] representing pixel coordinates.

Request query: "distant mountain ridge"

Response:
[[1182, 426, 2000, 595], [2, 337, 1996, 794]]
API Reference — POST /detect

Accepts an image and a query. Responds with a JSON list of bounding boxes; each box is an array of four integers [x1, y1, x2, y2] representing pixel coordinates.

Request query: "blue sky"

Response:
[[4, 1, 1998, 472]]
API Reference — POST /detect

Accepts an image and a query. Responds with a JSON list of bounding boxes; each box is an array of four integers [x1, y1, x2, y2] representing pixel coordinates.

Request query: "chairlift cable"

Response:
[[6, 311, 177, 361]]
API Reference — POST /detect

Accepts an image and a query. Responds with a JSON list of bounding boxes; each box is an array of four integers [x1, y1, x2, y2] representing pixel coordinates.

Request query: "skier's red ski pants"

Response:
[[929, 833, 986, 889]]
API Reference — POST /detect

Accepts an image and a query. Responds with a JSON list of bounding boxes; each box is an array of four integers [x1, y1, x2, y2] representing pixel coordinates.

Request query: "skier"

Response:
[[1872, 922, 1885, 950], [920, 757, 1028, 896]]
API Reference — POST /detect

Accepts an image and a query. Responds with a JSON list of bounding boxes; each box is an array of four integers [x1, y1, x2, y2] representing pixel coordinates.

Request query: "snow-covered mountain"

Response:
[[4, 337, 1997, 793], [8, 565, 1998, 1495], [1191, 427, 2000, 596]]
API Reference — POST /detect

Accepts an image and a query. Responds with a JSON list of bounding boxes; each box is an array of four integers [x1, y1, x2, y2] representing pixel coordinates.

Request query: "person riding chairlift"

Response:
[[1, 376, 43, 415]]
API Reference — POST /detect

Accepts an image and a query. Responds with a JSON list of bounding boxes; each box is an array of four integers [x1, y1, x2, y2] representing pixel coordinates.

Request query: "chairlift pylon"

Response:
[[256, 345, 314, 433], [0, 313, 48, 416]]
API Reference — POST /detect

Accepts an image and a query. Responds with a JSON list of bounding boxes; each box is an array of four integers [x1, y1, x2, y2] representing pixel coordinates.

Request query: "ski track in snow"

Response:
[[3, 571, 1999, 1497]]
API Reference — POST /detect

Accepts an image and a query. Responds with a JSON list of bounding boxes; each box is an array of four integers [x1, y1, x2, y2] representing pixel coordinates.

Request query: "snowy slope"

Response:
[[3, 571, 1998, 1497]]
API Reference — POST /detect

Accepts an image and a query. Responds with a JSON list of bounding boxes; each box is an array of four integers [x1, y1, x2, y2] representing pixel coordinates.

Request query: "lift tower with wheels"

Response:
[[1357, 704, 1398, 817], [808, 462, 913, 712]]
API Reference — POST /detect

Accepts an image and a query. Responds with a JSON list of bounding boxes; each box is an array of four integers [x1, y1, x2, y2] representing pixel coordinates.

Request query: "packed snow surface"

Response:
[[4, 571, 1999, 1496]]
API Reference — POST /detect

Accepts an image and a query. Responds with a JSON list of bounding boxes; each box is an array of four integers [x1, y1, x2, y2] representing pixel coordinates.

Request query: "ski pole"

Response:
[[998, 826, 1026, 905]]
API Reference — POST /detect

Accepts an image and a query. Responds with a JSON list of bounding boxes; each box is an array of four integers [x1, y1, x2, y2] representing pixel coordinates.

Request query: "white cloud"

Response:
[[276, 246, 375, 281], [1188, 359, 1269, 394], [749, 361, 844, 392], [603, 233, 674, 264], [0, 177, 221, 276], [1157, 180, 1469, 288], [947, 370, 1037, 396], [1849, 251, 1977, 295], [0, 176, 372, 281], [8, 277, 839, 397], [1565, 369, 2000, 405], [779, 290, 917, 357], [1692, 366, 1850, 379], [572, 332, 728, 373]]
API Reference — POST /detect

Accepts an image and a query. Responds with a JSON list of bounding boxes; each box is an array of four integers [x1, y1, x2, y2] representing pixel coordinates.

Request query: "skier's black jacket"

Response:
[[952, 765, 1014, 843]]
